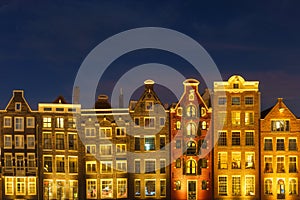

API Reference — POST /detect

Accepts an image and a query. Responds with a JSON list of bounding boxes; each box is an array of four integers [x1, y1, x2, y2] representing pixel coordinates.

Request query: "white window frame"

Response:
[[101, 179, 113, 199], [3, 116, 12, 128], [99, 144, 112, 156], [116, 127, 126, 137], [144, 117, 155, 129], [86, 179, 97, 199], [86, 145, 96, 155], [43, 117, 52, 128], [16, 177, 26, 195], [101, 161, 113, 174], [15, 135, 24, 149], [14, 117, 24, 131], [86, 161, 97, 174], [116, 144, 126, 154], [100, 127, 112, 138], [68, 156, 78, 174], [116, 160, 127, 173], [28, 177, 36, 195], [85, 127, 96, 137], [5, 177, 14, 195], [4, 135, 12, 148], [28, 153, 36, 172], [56, 117, 64, 128], [117, 178, 127, 198]]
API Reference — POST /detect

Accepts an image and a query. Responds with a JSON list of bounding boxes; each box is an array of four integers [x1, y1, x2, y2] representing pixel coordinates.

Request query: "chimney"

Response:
[[73, 86, 80, 104], [119, 88, 124, 108]]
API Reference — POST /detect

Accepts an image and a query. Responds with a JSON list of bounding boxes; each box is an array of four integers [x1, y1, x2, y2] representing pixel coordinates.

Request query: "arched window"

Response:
[[187, 123, 196, 136], [186, 160, 196, 175], [277, 179, 285, 198], [187, 141, 196, 155], [175, 158, 181, 168], [289, 179, 297, 195], [264, 179, 272, 195], [186, 105, 196, 117]]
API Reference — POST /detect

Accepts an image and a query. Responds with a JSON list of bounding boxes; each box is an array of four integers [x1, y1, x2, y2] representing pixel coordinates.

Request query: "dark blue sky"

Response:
[[0, 0, 300, 114]]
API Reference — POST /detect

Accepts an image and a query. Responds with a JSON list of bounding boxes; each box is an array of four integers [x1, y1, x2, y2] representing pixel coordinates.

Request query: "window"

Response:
[[144, 117, 155, 128], [69, 156, 78, 173], [16, 154, 24, 171], [44, 156, 52, 172], [14, 117, 24, 131], [15, 135, 24, 148], [56, 133, 64, 150], [189, 90, 194, 100], [218, 131, 227, 146], [245, 152, 255, 169], [116, 127, 126, 136], [117, 179, 127, 198], [232, 152, 241, 169], [43, 117, 52, 128], [177, 107, 182, 116], [245, 112, 254, 125], [264, 138, 273, 151], [145, 180, 156, 196], [276, 138, 285, 151], [245, 96, 254, 105], [271, 120, 289, 132], [218, 176, 227, 196], [289, 156, 297, 173], [100, 144, 112, 156], [86, 145, 96, 154], [15, 102, 21, 111], [232, 131, 240, 146], [26, 117, 35, 128], [100, 127, 112, 138], [4, 154, 13, 171], [187, 141, 196, 155], [85, 128, 96, 137], [232, 176, 241, 196], [245, 176, 255, 196], [277, 156, 285, 173], [134, 160, 140, 173], [202, 180, 208, 190], [69, 180, 78, 200], [101, 179, 113, 198], [160, 179, 166, 197], [101, 161, 112, 174], [56, 156, 65, 173], [145, 101, 154, 111], [289, 178, 297, 195], [28, 177, 36, 195], [28, 153, 35, 171], [218, 97, 227, 105], [202, 121, 207, 129], [186, 123, 196, 136], [233, 83, 239, 89], [4, 116, 12, 127], [231, 97, 240, 105], [176, 158, 181, 168], [68, 117, 76, 129], [44, 180, 54, 199], [231, 112, 240, 125], [56, 117, 64, 128], [176, 140, 181, 149], [159, 117, 165, 126], [43, 132, 52, 149], [68, 133, 78, 150], [4, 135, 12, 148], [201, 107, 206, 117], [145, 160, 156, 174], [116, 160, 127, 172], [186, 160, 196, 175], [264, 179, 273, 195], [86, 179, 97, 199], [134, 137, 140, 151], [264, 156, 273, 173], [145, 136, 155, 151], [289, 138, 297, 151], [186, 105, 196, 117], [218, 152, 228, 169], [86, 161, 96, 173], [27, 135, 35, 149], [134, 117, 140, 126], [135, 180, 141, 197], [116, 144, 126, 154], [16, 177, 25, 195], [160, 136, 166, 150], [245, 131, 254, 146], [160, 159, 166, 174]]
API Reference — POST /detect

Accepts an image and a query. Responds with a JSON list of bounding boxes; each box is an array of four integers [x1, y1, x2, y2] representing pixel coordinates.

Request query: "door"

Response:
[[188, 181, 197, 200], [277, 179, 285, 199]]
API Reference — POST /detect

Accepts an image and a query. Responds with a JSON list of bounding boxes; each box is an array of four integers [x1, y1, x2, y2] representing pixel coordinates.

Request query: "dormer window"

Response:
[[145, 101, 154, 111], [189, 90, 194, 101], [233, 83, 239, 89], [15, 102, 21, 111]]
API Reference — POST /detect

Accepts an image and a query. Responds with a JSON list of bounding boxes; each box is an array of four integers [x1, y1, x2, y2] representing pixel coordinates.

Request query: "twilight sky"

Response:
[[0, 0, 300, 114]]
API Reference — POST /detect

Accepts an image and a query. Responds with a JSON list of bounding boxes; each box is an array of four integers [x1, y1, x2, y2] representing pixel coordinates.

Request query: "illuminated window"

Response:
[[28, 153, 35, 171], [145, 136, 155, 151], [176, 121, 181, 129], [271, 120, 289, 132], [160, 179, 166, 197], [15, 135, 24, 148], [218, 131, 227, 146], [145, 180, 156, 197], [264, 138, 273, 151], [160, 159, 166, 174], [117, 179, 127, 198], [202, 121, 207, 129], [28, 177, 36, 195], [160, 136, 166, 150], [135, 180, 141, 197], [289, 138, 297, 151], [69, 180, 78, 200], [175, 180, 181, 190], [186, 105, 196, 117], [100, 144, 112, 156], [134, 137, 140, 151], [245, 96, 254, 105], [16, 177, 25, 195], [264, 179, 273, 195], [145, 160, 156, 174], [145, 101, 154, 111], [43, 156, 52, 172], [245, 131, 254, 146], [68, 117, 76, 129], [56, 117, 64, 128], [277, 156, 285, 173], [4, 135, 12, 148], [186, 160, 196, 175], [69, 156, 78, 173], [245, 112, 254, 125], [86, 179, 97, 199], [134, 160, 140, 173], [43, 117, 52, 128], [5, 177, 13, 195], [177, 107, 182, 116], [176, 158, 181, 168], [44, 180, 53, 199], [218, 152, 228, 169], [56, 133, 64, 150], [231, 97, 240, 105], [101, 179, 113, 198], [86, 161, 96, 174], [116, 144, 126, 154], [14, 117, 24, 131], [218, 97, 226, 105], [264, 156, 273, 173], [27, 135, 35, 149], [276, 138, 285, 151], [231, 112, 240, 125], [232, 131, 240, 146], [201, 107, 207, 116], [101, 161, 112, 174], [43, 132, 52, 149], [144, 117, 155, 128], [116, 160, 127, 173], [218, 176, 227, 196], [116, 127, 126, 136], [86, 145, 96, 155], [56, 180, 65, 200], [68, 133, 78, 150], [289, 178, 297, 195], [186, 123, 196, 136], [245, 152, 255, 169], [56, 156, 65, 173], [289, 156, 297, 173], [245, 176, 255, 196], [3, 116, 12, 127], [187, 141, 196, 155], [85, 128, 95, 137], [100, 127, 112, 138], [232, 152, 241, 169], [232, 176, 241, 196]]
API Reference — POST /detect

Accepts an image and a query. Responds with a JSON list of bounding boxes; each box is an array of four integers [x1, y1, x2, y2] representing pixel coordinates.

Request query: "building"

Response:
[[170, 79, 212, 200], [260, 98, 300, 200], [213, 75, 260, 199], [0, 90, 39, 199], [128, 80, 170, 199], [38, 96, 84, 200]]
